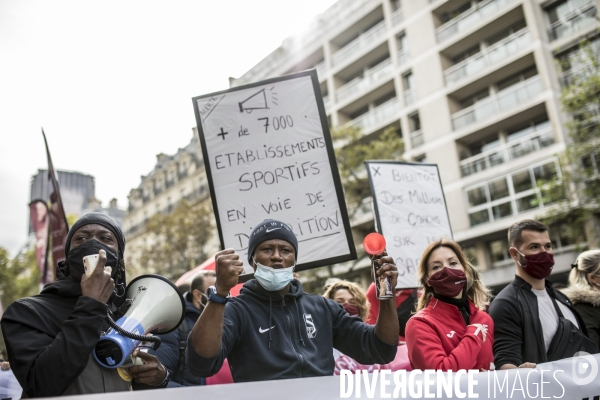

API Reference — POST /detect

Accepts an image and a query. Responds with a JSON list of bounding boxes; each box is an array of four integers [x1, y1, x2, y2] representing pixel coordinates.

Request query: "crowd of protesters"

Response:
[[0, 215, 599, 396]]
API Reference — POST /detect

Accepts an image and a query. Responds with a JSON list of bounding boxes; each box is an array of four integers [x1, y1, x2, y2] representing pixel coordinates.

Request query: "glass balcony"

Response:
[[323, 95, 331, 109], [332, 21, 387, 67], [404, 88, 415, 106], [392, 8, 404, 26], [336, 59, 393, 103], [452, 76, 543, 130], [559, 63, 599, 87], [548, 2, 597, 41], [397, 49, 410, 66], [460, 126, 555, 177], [445, 29, 531, 86], [436, 0, 516, 43], [411, 130, 424, 148], [315, 61, 326, 80], [351, 98, 399, 131]]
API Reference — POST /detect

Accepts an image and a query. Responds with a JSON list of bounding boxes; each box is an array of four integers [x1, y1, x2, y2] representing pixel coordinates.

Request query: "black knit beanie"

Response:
[[65, 212, 126, 259], [247, 219, 298, 264]]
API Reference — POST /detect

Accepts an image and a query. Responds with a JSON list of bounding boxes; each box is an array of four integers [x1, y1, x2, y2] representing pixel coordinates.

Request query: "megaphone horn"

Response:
[[93, 274, 185, 369], [239, 88, 269, 113]]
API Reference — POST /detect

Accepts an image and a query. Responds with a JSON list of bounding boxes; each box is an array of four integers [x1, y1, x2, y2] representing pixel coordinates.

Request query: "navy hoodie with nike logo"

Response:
[[187, 279, 397, 382]]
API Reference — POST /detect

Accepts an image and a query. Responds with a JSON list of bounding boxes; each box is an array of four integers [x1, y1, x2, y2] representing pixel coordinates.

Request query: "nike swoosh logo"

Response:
[[259, 326, 276, 333], [266, 228, 281, 233]]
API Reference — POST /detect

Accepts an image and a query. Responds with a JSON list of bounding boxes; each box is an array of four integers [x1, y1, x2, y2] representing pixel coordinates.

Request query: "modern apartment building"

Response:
[[122, 129, 218, 276], [230, 0, 599, 289]]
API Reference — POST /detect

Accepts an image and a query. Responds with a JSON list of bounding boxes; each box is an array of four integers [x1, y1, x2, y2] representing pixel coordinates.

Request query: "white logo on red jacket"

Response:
[[447, 330, 456, 338], [303, 313, 316, 338]]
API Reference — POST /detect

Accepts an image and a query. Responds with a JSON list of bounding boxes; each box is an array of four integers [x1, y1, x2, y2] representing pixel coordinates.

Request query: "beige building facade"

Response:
[[122, 129, 219, 276], [231, 0, 599, 289]]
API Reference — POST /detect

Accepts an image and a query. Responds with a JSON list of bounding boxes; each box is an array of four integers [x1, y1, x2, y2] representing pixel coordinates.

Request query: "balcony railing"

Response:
[[392, 8, 404, 26], [397, 49, 409, 66], [336, 59, 393, 103], [323, 95, 331, 109], [404, 88, 415, 106], [350, 98, 399, 131], [559, 62, 600, 87], [315, 61, 326, 80], [332, 21, 387, 67], [460, 126, 555, 177], [548, 2, 597, 41], [452, 75, 543, 130], [445, 29, 531, 86], [436, 0, 516, 43], [411, 130, 424, 148]]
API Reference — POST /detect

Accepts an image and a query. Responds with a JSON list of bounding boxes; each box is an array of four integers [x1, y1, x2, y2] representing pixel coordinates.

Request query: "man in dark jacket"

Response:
[[1, 213, 168, 396], [150, 273, 212, 387], [187, 219, 399, 382], [489, 219, 591, 370]]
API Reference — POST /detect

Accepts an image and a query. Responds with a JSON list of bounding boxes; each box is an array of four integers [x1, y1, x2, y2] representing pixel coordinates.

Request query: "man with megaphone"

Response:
[[187, 218, 400, 382], [1, 213, 169, 396]]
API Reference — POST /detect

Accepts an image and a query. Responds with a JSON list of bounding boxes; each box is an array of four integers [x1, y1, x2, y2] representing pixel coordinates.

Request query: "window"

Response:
[[409, 112, 423, 147], [465, 159, 561, 227], [546, 0, 597, 41], [403, 71, 415, 105], [414, 154, 427, 163], [487, 239, 511, 266], [462, 245, 480, 268]]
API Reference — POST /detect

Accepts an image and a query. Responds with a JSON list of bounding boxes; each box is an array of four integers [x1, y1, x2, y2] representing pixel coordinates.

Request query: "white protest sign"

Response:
[[366, 161, 453, 288], [193, 70, 356, 276]]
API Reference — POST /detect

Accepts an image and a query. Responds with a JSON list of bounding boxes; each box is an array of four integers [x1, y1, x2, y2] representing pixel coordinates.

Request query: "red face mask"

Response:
[[342, 303, 359, 317], [428, 267, 467, 298], [514, 249, 554, 279]]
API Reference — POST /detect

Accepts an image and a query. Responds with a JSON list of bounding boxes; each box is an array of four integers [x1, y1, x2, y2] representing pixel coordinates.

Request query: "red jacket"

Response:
[[405, 298, 494, 371]]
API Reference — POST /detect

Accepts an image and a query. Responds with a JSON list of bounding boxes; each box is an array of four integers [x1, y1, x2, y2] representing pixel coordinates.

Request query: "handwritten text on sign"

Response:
[[194, 73, 353, 275], [367, 162, 453, 288]]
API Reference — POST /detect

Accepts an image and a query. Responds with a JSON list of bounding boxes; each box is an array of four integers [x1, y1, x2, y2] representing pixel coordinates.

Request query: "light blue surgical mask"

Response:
[[253, 258, 295, 292]]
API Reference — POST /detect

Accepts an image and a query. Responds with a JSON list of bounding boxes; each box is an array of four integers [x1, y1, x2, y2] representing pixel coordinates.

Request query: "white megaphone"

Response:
[[93, 274, 185, 369]]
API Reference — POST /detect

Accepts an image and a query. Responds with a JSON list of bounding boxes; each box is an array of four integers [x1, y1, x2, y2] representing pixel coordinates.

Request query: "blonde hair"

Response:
[[569, 250, 600, 289], [415, 239, 491, 312], [323, 280, 370, 321]]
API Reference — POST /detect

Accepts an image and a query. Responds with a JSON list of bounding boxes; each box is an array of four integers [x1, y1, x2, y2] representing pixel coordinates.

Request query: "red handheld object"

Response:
[[363, 233, 386, 255]]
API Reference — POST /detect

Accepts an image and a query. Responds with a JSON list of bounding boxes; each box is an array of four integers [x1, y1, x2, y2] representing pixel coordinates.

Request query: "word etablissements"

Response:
[[339, 353, 600, 399]]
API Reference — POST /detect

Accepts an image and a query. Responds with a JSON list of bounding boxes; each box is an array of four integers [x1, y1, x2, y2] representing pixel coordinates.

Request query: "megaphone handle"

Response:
[[106, 315, 162, 350]]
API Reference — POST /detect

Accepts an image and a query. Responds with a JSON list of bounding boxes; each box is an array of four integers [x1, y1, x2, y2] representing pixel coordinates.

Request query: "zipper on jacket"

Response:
[[282, 301, 305, 377]]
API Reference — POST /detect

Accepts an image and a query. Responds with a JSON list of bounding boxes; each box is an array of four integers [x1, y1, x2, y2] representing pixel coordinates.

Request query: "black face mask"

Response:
[[67, 239, 119, 280]]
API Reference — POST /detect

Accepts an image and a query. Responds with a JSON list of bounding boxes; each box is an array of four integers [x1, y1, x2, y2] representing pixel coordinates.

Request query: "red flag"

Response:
[[42, 129, 69, 280], [29, 200, 50, 285]]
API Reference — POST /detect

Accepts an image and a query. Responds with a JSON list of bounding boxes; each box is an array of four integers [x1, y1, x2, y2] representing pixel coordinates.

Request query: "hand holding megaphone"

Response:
[[81, 249, 115, 304], [127, 350, 168, 386], [363, 233, 399, 300], [215, 248, 244, 296]]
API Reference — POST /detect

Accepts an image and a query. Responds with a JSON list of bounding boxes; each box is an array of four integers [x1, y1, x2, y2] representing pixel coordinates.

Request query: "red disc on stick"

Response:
[[363, 233, 386, 255]]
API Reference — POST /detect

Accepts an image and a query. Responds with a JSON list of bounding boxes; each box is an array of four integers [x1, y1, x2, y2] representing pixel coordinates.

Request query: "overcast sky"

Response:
[[0, 0, 337, 257]]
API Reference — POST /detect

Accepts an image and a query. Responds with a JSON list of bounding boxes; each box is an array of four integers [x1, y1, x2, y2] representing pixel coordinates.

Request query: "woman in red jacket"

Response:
[[405, 239, 493, 371]]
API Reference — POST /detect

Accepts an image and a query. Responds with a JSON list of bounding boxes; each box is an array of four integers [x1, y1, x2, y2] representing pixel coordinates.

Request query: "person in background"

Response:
[[324, 280, 370, 321], [561, 250, 600, 348], [489, 220, 593, 369], [406, 239, 493, 371], [149, 274, 211, 387]]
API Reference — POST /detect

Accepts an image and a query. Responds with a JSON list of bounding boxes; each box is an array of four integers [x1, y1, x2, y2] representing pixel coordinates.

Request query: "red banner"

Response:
[[43, 129, 69, 280], [29, 200, 50, 285]]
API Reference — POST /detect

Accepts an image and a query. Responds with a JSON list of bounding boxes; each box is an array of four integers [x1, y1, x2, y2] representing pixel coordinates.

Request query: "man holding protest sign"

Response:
[[187, 219, 399, 382]]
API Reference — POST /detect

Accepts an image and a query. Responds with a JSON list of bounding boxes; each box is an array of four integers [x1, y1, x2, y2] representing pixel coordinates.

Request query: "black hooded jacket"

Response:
[[186, 279, 397, 382], [0, 276, 130, 397]]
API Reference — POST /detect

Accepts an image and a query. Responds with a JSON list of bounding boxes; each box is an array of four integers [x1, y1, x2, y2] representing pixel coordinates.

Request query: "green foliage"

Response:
[[0, 247, 40, 357], [134, 199, 214, 282], [331, 125, 404, 212], [538, 42, 600, 247]]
